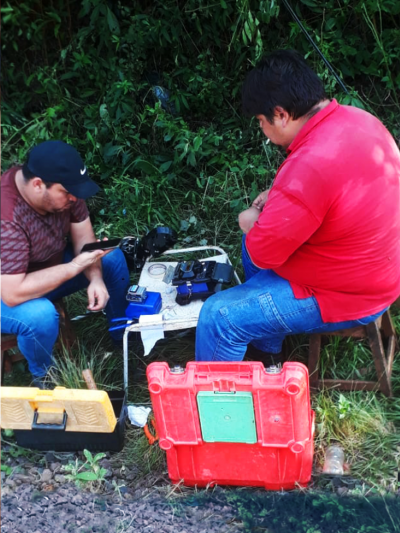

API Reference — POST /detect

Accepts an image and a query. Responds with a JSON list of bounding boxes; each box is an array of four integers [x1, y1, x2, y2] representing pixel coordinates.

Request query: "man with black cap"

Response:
[[1, 141, 130, 386]]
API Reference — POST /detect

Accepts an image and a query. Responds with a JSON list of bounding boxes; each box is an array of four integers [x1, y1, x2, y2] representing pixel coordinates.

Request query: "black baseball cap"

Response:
[[27, 141, 100, 199]]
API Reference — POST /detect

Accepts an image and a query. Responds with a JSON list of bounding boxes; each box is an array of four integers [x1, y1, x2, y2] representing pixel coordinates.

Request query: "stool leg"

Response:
[[1, 350, 4, 385], [380, 310, 396, 338], [379, 310, 396, 384], [366, 321, 392, 397], [2, 351, 13, 377], [55, 300, 76, 353], [309, 334, 321, 390]]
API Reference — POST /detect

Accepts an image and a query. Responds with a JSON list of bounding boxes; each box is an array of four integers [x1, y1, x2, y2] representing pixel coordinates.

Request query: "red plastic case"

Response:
[[147, 361, 315, 490]]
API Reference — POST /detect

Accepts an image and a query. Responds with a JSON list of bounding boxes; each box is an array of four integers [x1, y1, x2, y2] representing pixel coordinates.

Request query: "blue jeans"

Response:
[[195, 236, 385, 362], [1, 247, 130, 377]]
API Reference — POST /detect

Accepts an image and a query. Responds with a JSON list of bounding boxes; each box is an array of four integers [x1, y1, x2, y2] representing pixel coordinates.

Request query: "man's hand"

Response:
[[87, 278, 110, 311], [252, 189, 269, 210], [69, 249, 111, 271], [238, 206, 261, 234]]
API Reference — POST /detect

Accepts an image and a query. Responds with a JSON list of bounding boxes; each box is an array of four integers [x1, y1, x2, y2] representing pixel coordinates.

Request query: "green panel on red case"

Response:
[[197, 391, 257, 443]]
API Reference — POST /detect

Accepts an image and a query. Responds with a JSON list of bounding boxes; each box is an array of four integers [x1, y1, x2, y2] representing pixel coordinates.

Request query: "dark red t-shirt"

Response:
[[1, 167, 89, 274], [246, 100, 400, 322]]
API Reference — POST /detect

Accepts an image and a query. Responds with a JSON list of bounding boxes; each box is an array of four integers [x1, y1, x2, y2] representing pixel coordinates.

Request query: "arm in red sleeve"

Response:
[[245, 188, 322, 269]]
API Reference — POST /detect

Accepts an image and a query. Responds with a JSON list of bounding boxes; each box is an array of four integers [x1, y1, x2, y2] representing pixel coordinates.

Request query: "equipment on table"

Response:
[[126, 285, 147, 303], [172, 260, 234, 305], [120, 227, 177, 272], [147, 361, 315, 490], [0, 387, 126, 452], [109, 291, 162, 332], [122, 245, 241, 391]]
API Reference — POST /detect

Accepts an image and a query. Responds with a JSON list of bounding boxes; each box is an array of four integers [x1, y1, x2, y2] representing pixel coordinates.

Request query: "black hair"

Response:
[[242, 49, 326, 123], [22, 162, 54, 188], [22, 162, 36, 181]]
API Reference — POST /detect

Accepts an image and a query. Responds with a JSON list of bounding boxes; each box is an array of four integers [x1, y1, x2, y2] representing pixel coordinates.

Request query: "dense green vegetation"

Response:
[[2, 0, 400, 496], [2, 0, 400, 246]]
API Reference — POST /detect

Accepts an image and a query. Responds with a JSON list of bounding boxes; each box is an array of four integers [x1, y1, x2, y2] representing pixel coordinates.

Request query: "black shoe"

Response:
[[245, 345, 283, 367], [32, 376, 54, 390]]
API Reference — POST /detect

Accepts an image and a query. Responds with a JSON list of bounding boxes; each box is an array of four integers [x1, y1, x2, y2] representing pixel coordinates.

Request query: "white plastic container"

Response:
[[323, 445, 345, 475]]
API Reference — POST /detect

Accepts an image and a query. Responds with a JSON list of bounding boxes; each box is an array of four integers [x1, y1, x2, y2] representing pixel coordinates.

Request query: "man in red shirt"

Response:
[[195, 49, 400, 365], [1, 141, 130, 386]]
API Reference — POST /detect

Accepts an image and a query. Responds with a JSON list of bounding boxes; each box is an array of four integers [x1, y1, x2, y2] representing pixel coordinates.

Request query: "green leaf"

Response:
[[93, 452, 106, 463], [107, 7, 120, 34], [181, 93, 190, 110], [326, 18, 336, 31], [99, 104, 108, 119], [1, 464, 12, 475], [193, 136, 202, 151], [244, 21, 252, 42], [60, 72, 78, 80], [75, 471, 99, 481], [187, 151, 196, 166], [103, 143, 122, 160], [248, 11, 255, 30], [300, 0, 318, 6], [180, 220, 189, 231], [350, 97, 365, 110], [160, 160, 173, 172], [83, 449, 93, 463], [134, 159, 160, 175]]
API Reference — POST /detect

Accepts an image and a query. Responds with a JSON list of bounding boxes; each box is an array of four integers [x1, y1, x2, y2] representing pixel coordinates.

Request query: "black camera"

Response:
[[172, 260, 233, 286], [120, 227, 177, 272]]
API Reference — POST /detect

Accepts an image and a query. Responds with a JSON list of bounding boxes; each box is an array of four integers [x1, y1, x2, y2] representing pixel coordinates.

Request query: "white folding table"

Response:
[[122, 245, 241, 390]]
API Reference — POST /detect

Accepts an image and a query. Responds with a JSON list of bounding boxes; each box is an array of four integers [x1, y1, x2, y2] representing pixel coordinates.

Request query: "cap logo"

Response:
[[80, 166, 87, 175]]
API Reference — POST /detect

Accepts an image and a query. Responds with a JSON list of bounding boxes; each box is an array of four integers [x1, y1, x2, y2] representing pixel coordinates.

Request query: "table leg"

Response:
[[123, 328, 129, 392]]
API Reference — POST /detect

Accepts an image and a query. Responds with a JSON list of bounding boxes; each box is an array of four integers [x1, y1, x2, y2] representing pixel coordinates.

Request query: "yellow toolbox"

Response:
[[0, 387, 126, 451]]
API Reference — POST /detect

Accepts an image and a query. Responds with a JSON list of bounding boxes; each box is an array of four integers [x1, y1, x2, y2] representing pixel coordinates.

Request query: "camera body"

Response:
[[172, 260, 233, 305], [172, 260, 233, 286], [120, 227, 177, 272]]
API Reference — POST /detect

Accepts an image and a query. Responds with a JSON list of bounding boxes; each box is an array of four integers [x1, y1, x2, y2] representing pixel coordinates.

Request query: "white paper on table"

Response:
[[139, 313, 165, 355]]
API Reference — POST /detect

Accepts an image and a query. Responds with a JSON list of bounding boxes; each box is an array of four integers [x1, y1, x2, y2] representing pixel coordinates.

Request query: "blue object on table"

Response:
[[109, 291, 162, 331]]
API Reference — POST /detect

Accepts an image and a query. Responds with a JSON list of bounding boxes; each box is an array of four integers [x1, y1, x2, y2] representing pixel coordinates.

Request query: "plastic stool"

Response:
[[308, 310, 396, 397]]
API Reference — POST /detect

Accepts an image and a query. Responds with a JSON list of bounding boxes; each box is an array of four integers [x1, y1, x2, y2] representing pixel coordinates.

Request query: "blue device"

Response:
[[176, 282, 215, 305], [109, 291, 162, 331]]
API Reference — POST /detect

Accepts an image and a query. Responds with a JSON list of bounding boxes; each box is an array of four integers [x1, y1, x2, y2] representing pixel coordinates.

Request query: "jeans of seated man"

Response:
[[1, 247, 130, 378], [195, 235, 386, 362]]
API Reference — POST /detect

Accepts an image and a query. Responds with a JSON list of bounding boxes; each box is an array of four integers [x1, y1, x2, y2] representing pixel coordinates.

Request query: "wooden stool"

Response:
[[308, 310, 396, 397], [1, 299, 76, 382]]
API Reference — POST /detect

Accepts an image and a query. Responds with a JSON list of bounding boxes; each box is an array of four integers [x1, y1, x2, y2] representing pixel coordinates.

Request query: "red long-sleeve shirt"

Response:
[[246, 99, 400, 322]]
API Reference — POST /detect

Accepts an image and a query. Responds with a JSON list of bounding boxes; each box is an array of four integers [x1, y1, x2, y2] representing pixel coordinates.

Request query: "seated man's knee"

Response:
[[12, 299, 59, 338], [200, 292, 226, 322], [31, 299, 59, 333]]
